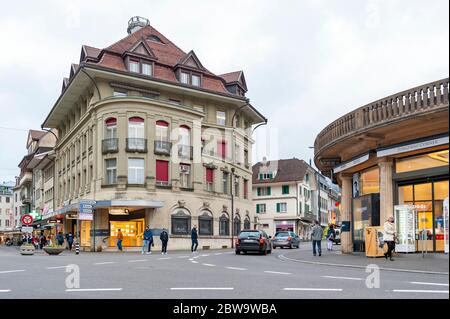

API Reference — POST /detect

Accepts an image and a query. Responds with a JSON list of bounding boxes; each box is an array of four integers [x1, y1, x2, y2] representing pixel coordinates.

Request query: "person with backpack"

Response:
[[160, 228, 169, 255], [142, 226, 153, 255], [56, 232, 65, 246], [326, 224, 336, 251]]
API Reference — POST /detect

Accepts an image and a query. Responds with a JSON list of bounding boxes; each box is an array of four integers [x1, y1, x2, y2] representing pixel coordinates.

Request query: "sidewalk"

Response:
[[279, 241, 449, 274]]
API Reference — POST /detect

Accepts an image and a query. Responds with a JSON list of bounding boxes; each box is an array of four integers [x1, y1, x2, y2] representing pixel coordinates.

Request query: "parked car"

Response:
[[235, 230, 272, 255], [334, 228, 341, 245], [272, 231, 300, 249]]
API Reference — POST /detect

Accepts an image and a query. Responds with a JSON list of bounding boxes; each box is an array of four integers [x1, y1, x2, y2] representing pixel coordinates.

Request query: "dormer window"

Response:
[[178, 70, 202, 87], [130, 60, 140, 73], [142, 63, 152, 76]]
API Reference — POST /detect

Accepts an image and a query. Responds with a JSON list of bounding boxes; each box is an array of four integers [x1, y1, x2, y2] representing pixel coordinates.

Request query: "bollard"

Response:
[[75, 242, 80, 255]]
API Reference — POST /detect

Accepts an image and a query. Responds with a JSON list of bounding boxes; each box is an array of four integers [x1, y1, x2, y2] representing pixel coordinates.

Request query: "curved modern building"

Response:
[[314, 78, 449, 253], [41, 17, 266, 251]]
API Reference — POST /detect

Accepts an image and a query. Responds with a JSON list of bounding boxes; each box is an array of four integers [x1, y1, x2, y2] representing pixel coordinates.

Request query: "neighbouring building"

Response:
[[0, 181, 16, 240], [39, 17, 266, 251], [314, 78, 449, 253], [252, 158, 320, 240]]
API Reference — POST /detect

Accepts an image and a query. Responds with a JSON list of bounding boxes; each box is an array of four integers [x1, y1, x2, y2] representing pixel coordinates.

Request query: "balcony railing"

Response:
[[178, 145, 193, 160], [102, 138, 119, 154], [314, 78, 449, 157], [126, 138, 147, 153], [154, 140, 172, 156]]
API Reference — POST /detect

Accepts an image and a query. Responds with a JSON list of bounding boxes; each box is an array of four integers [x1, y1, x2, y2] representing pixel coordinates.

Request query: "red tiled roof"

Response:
[[81, 25, 234, 95], [220, 71, 242, 83], [30, 130, 46, 141], [252, 158, 312, 184]]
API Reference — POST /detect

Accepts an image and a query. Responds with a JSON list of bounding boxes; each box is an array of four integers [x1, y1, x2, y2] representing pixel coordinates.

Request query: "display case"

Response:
[[394, 205, 416, 253]]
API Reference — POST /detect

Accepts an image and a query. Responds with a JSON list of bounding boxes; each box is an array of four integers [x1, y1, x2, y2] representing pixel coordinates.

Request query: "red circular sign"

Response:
[[21, 214, 33, 225]]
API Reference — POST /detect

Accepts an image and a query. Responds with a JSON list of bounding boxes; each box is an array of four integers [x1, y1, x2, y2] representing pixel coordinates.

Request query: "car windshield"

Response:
[[239, 231, 261, 238], [275, 232, 290, 238]]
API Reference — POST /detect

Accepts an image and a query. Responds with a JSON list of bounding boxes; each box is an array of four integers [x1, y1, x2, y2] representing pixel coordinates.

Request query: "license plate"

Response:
[[243, 240, 254, 243]]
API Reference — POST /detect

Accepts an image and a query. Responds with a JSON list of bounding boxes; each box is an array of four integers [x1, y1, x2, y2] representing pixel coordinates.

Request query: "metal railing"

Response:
[[154, 140, 172, 155], [314, 78, 449, 155], [126, 138, 147, 153], [102, 138, 118, 154]]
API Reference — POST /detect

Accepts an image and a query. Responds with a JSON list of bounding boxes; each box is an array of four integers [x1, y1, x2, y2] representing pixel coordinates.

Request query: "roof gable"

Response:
[[127, 38, 157, 59], [175, 50, 205, 71]]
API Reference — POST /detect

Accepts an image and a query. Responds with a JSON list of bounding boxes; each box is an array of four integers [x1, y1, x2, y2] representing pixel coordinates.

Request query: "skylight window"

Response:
[[148, 35, 163, 43]]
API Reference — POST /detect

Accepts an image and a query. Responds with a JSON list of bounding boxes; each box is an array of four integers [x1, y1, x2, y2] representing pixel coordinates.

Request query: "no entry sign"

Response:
[[21, 214, 33, 225]]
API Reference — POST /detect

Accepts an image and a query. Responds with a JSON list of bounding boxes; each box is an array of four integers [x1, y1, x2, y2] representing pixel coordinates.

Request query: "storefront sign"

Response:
[[394, 205, 416, 253], [90, 229, 109, 236], [377, 135, 449, 157], [333, 154, 370, 174], [41, 210, 57, 220], [78, 212, 93, 221]]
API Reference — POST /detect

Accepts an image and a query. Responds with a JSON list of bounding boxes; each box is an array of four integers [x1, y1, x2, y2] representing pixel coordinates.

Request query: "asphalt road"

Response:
[[0, 245, 448, 299]]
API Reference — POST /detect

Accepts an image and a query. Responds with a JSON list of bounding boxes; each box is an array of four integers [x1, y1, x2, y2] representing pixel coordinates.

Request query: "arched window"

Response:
[[105, 118, 117, 139], [128, 117, 144, 138], [244, 216, 251, 230], [219, 213, 230, 236], [198, 210, 213, 236], [155, 121, 169, 142], [171, 209, 191, 235], [179, 125, 191, 159], [233, 214, 241, 236]]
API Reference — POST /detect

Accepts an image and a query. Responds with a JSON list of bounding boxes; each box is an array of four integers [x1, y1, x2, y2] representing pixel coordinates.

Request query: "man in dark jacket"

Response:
[[146, 227, 154, 254], [66, 232, 74, 251], [160, 228, 169, 255], [56, 232, 65, 246], [142, 226, 153, 255], [191, 225, 198, 253]]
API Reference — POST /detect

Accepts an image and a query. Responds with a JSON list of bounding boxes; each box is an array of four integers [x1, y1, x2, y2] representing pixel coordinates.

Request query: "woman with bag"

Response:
[[326, 224, 336, 251], [383, 216, 396, 261]]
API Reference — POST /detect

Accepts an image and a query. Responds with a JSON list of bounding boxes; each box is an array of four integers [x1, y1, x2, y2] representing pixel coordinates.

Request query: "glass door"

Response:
[[434, 181, 449, 252]]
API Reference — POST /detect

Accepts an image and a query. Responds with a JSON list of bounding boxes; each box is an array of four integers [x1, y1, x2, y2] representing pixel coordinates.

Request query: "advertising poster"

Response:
[[394, 205, 416, 253]]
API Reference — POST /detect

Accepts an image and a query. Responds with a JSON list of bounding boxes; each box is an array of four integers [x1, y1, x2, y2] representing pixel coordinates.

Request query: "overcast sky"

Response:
[[0, 0, 448, 182]]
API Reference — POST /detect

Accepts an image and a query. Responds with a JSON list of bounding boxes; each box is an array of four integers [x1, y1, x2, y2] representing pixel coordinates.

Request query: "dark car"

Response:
[[272, 231, 300, 249], [235, 230, 272, 255]]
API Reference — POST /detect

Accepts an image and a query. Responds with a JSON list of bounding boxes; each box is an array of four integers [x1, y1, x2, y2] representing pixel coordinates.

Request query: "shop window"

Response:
[[219, 213, 230, 236], [198, 212, 213, 236], [359, 167, 380, 195], [395, 150, 449, 174]]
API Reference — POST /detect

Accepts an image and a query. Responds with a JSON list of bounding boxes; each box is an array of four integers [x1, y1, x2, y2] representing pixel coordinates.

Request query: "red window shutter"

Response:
[[217, 140, 226, 158], [156, 160, 169, 182], [156, 120, 169, 127], [206, 168, 214, 183], [129, 117, 144, 123], [105, 118, 117, 126]]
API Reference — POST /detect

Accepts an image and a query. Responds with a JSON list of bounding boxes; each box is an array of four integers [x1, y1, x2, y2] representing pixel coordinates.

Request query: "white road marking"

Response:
[[128, 259, 146, 263], [0, 290, 11, 293], [189, 258, 194, 261], [202, 263, 216, 267], [226, 267, 247, 271], [66, 288, 123, 292], [46, 266, 68, 270], [214, 253, 223, 256], [177, 256, 190, 259], [392, 289, 449, 294], [284, 288, 343, 291], [170, 287, 234, 291], [94, 262, 116, 265], [409, 282, 449, 287], [264, 271, 291, 275], [200, 254, 210, 257], [322, 276, 364, 281], [158, 257, 171, 260], [0, 270, 26, 274], [191, 261, 199, 264]]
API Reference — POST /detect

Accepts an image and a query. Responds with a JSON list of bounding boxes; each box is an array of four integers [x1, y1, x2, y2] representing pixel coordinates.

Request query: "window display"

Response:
[[394, 205, 416, 253]]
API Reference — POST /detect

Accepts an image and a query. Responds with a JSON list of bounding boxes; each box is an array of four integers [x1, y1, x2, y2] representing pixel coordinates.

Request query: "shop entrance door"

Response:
[[109, 218, 144, 247]]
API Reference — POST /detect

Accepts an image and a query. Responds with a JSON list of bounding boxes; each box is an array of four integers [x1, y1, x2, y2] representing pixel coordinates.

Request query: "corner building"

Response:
[[42, 17, 266, 251]]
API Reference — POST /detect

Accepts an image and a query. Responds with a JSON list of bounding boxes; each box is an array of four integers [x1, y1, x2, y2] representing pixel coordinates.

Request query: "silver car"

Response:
[[272, 231, 300, 249]]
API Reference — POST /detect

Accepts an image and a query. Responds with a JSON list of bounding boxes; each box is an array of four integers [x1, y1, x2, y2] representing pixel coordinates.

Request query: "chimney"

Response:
[[127, 16, 150, 34]]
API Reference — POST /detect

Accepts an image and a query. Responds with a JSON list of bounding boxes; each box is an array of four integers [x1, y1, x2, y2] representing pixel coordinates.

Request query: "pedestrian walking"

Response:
[[191, 225, 198, 253], [39, 234, 47, 249], [117, 229, 124, 251], [142, 226, 153, 255], [160, 228, 169, 255], [326, 224, 336, 251], [32, 236, 39, 249], [383, 216, 396, 261], [311, 220, 323, 256], [66, 232, 74, 251], [56, 232, 65, 246]]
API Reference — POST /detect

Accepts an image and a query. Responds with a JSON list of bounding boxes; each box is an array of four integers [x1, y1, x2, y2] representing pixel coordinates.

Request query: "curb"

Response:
[[278, 254, 449, 275]]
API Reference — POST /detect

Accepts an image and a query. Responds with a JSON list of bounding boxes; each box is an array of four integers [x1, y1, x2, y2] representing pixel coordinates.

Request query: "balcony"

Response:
[[314, 78, 449, 173], [102, 138, 119, 154], [154, 140, 172, 156], [126, 138, 147, 153], [178, 145, 193, 160]]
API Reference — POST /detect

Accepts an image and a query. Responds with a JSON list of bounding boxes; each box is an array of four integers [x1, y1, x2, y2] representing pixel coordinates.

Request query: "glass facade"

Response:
[[396, 150, 449, 173]]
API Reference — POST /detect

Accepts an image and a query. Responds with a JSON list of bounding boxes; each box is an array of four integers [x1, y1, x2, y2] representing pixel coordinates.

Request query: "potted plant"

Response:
[[43, 245, 65, 255], [20, 243, 35, 256]]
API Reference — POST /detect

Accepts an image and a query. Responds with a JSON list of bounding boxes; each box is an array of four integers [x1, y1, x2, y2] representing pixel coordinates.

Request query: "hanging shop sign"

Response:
[[377, 135, 449, 157], [394, 205, 416, 253], [41, 209, 57, 220]]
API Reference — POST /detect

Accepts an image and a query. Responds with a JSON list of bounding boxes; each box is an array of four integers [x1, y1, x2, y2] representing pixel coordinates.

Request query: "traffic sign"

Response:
[[21, 226, 33, 233], [21, 214, 33, 225]]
